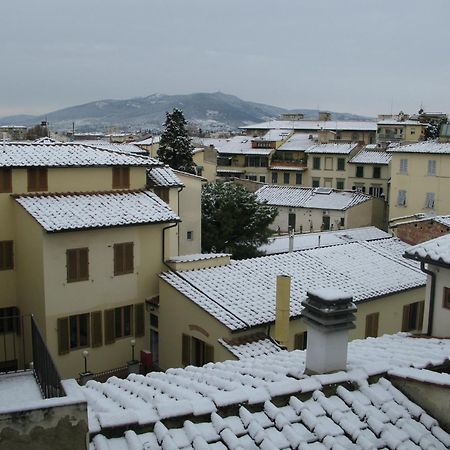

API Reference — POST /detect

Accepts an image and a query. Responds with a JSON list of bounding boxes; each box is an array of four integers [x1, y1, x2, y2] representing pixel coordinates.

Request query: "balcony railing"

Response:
[[0, 314, 64, 399]]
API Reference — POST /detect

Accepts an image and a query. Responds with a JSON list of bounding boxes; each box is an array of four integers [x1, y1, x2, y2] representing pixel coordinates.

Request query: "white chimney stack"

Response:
[[302, 288, 356, 374], [274, 275, 291, 347], [288, 228, 294, 253]]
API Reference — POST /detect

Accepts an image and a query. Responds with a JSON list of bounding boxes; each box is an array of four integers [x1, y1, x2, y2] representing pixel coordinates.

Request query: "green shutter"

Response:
[[57, 317, 69, 355]]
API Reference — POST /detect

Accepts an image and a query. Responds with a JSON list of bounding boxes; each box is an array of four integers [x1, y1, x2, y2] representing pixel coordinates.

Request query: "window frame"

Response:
[[324, 157, 333, 171], [443, 287, 450, 310], [283, 173, 290, 184], [397, 189, 407, 206], [336, 179, 345, 190], [365, 312, 379, 338], [112, 167, 130, 189], [69, 313, 90, 350], [428, 159, 437, 176], [0, 241, 14, 271], [66, 248, 89, 283], [425, 192, 435, 209], [271, 172, 278, 184], [356, 166, 364, 178], [114, 305, 133, 339], [401, 301, 424, 332], [0, 306, 20, 334], [113, 242, 134, 276], [295, 173, 302, 185], [372, 166, 381, 179], [399, 158, 408, 174], [186, 231, 193, 241], [337, 158, 346, 171], [27, 168, 48, 192], [312, 157, 321, 170]]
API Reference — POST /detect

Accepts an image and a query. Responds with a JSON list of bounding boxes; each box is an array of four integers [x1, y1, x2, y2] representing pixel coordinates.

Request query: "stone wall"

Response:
[[395, 220, 450, 245]]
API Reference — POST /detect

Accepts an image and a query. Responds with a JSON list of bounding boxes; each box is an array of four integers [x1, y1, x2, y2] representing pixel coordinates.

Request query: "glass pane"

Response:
[[79, 314, 89, 347]]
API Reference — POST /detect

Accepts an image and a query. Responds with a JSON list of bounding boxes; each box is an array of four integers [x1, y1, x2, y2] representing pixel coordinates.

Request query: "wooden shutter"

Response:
[[295, 332, 307, 350], [125, 243, 134, 273], [79, 248, 89, 280], [38, 168, 48, 191], [112, 168, 121, 188], [365, 313, 379, 338], [113, 244, 123, 275], [104, 309, 115, 344], [204, 343, 214, 364], [66, 249, 77, 282], [417, 301, 425, 331], [27, 168, 36, 191], [401, 304, 411, 332], [57, 317, 70, 355], [122, 167, 130, 189], [182, 334, 190, 366], [91, 311, 103, 347], [134, 303, 145, 337], [0, 169, 12, 193]]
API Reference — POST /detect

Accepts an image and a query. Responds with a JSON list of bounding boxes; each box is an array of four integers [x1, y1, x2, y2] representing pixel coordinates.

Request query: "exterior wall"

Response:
[[176, 172, 203, 255], [389, 153, 450, 220], [193, 147, 217, 182], [394, 220, 450, 245], [0, 401, 88, 450], [306, 154, 353, 189], [42, 224, 168, 378], [318, 130, 375, 145], [270, 170, 307, 187], [347, 163, 390, 199]]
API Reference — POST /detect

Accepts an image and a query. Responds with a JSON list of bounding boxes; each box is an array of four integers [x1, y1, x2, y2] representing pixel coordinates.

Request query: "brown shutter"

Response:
[[182, 334, 190, 366], [91, 311, 103, 347], [112, 168, 120, 188], [66, 249, 77, 282], [134, 303, 145, 337], [295, 333, 307, 350], [57, 317, 70, 355], [27, 169, 36, 191], [0, 169, 12, 193], [402, 304, 410, 332], [104, 309, 115, 344], [417, 301, 425, 331], [125, 243, 134, 273], [79, 248, 89, 280], [113, 244, 122, 275], [123, 167, 130, 189], [365, 313, 379, 338], [204, 343, 214, 364], [39, 168, 48, 191]]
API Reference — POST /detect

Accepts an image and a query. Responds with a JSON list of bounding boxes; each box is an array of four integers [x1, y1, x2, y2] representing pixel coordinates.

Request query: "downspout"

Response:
[[162, 221, 179, 266], [420, 261, 436, 336], [177, 185, 184, 256]]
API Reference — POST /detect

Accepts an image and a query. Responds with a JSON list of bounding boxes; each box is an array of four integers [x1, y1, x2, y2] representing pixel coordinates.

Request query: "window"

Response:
[[353, 184, 366, 193], [27, 168, 47, 192], [154, 187, 169, 203], [294, 332, 308, 350], [0, 168, 12, 193], [259, 175, 266, 183], [247, 175, 257, 181], [182, 334, 214, 367], [324, 178, 332, 188], [356, 166, 364, 178], [369, 186, 384, 198], [0, 241, 14, 271], [312, 179, 320, 188], [425, 192, 435, 209], [365, 312, 379, 338], [271, 172, 278, 184], [313, 157, 321, 170], [295, 173, 302, 185], [444, 287, 450, 310], [114, 242, 134, 275], [428, 160, 436, 176], [69, 313, 90, 350], [340, 217, 345, 227], [324, 157, 333, 170], [150, 313, 159, 328], [0, 307, 20, 334], [186, 231, 193, 240], [397, 189, 407, 206], [114, 305, 133, 339], [399, 158, 408, 174], [373, 167, 381, 179], [351, 132, 359, 141], [283, 173, 290, 184], [336, 180, 345, 190], [401, 301, 424, 332], [66, 248, 89, 282], [337, 158, 346, 171], [112, 167, 130, 189]]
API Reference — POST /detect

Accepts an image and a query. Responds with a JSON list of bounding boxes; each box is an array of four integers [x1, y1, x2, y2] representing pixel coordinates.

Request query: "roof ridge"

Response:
[[12, 188, 147, 199]]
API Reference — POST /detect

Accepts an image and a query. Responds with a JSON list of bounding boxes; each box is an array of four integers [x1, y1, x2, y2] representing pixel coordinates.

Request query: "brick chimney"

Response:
[[301, 288, 356, 374]]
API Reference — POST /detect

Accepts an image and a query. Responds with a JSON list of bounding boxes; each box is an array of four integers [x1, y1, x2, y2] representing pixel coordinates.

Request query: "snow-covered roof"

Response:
[[82, 333, 450, 450], [305, 142, 359, 155], [219, 334, 283, 360], [378, 119, 426, 126], [253, 129, 291, 142], [269, 165, 306, 171], [349, 148, 392, 165], [134, 135, 161, 145], [15, 190, 179, 232], [147, 166, 184, 187], [389, 141, 450, 154], [200, 136, 273, 156], [0, 141, 159, 167], [168, 253, 231, 263], [256, 185, 370, 210], [390, 214, 450, 229], [160, 239, 425, 330], [260, 226, 391, 255], [404, 234, 450, 267], [278, 132, 318, 151], [241, 120, 378, 132], [74, 140, 146, 155]]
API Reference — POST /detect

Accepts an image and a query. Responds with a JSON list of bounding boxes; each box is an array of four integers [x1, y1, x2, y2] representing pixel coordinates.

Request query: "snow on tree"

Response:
[[157, 108, 196, 174], [201, 182, 278, 259]]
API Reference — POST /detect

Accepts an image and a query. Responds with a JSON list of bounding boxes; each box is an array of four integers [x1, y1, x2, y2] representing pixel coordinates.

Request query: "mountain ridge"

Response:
[[0, 92, 373, 132]]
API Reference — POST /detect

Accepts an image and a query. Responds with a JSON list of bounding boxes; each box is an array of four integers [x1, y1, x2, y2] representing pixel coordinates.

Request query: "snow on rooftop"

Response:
[[253, 129, 291, 142], [305, 142, 359, 154], [389, 141, 450, 154], [147, 166, 184, 187], [15, 190, 179, 232], [256, 185, 370, 210], [82, 333, 450, 449], [260, 226, 391, 255], [0, 141, 159, 167], [278, 132, 318, 151], [0, 372, 43, 409], [134, 135, 161, 145], [160, 239, 425, 330], [198, 136, 273, 156], [378, 119, 426, 126], [241, 120, 378, 132], [219, 335, 284, 360], [405, 234, 450, 267], [168, 253, 230, 263], [349, 148, 392, 164], [74, 140, 146, 155]]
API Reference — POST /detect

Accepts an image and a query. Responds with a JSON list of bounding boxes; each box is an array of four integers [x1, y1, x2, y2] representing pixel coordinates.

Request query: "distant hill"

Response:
[[0, 92, 372, 132]]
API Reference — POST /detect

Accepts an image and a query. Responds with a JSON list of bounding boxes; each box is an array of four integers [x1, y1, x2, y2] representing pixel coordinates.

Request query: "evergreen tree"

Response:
[[157, 109, 195, 173], [201, 182, 278, 259]]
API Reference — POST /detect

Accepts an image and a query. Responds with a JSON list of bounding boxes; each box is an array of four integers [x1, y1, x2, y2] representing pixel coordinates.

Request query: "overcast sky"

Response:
[[2, 0, 450, 118]]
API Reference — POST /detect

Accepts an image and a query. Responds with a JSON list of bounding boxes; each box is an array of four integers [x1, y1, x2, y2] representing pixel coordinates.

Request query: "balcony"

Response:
[[269, 160, 307, 171], [0, 314, 64, 399]]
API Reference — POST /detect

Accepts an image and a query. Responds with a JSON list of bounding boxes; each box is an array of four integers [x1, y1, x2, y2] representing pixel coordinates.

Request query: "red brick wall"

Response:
[[396, 220, 450, 245]]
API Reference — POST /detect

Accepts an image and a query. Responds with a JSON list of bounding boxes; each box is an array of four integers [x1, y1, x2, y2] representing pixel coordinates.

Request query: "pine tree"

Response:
[[201, 182, 278, 259], [157, 109, 196, 173]]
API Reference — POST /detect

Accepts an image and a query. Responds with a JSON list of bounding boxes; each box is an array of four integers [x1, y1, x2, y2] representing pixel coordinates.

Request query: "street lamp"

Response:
[[83, 350, 89, 374], [130, 339, 136, 362]]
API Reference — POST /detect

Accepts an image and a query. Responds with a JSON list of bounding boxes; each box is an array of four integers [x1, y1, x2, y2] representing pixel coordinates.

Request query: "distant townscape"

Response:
[[0, 100, 449, 449]]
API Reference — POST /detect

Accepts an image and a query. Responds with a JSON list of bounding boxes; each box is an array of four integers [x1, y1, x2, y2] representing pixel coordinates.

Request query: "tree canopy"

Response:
[[157, 108, 196, 174], [201, 182, 278, 259]]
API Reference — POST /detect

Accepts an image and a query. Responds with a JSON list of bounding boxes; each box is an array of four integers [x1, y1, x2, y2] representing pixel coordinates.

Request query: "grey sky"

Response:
[[2, 0, 450, 118]]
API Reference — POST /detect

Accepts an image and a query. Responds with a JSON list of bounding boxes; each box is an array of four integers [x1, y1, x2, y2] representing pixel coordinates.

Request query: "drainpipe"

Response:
[[420, 261, 436, 336], [177, 185, 184, 255], [162, 222, 179, 266]]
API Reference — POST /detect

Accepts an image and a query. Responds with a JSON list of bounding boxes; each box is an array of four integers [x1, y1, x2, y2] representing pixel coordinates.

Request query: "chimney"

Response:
[[301, 288, 356, 374], [288, 227, 294, 253], [274, 275, 291, 347]]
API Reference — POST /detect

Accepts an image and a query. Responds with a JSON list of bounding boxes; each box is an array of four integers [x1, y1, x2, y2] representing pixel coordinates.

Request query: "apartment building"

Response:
[[377, 117, 427, 144], [388, 142, 450, 220]]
